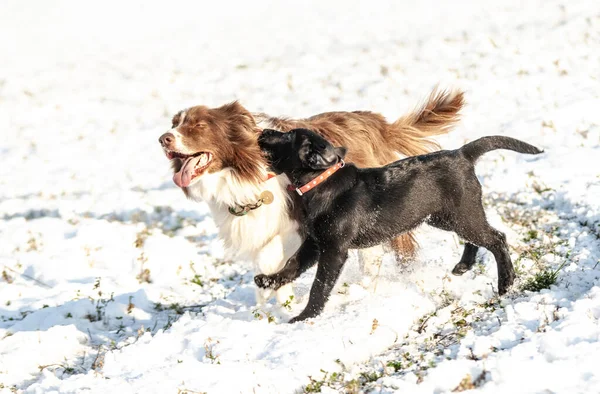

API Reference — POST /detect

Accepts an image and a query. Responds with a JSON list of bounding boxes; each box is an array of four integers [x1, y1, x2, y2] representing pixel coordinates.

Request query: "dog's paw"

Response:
[[254, 274, 276, 289], [288, 308, 320, 323], [498, 271, 516, 295], [288, 314, 307, 324], [451, 262, 470, 276]]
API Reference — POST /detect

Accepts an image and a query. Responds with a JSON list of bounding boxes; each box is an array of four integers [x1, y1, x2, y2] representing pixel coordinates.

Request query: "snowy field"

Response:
[[1, 0, 599, 393]]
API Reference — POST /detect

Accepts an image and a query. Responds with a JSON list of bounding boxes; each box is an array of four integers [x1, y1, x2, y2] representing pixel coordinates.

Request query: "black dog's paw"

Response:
[[451, 262, 470, 276], [288, 309, 319, 323], [254, 274, 276, 289], [288, 314, 307, 324], [498, 271, 516, 295]]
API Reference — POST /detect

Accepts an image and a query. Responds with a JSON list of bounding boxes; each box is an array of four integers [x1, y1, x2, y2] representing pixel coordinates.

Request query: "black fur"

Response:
[[256, 128, 544, 323]]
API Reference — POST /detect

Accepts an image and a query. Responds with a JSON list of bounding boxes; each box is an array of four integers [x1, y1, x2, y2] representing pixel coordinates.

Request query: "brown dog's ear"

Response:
[[334, 146, 347, 159], [218, 101, 257, 126]]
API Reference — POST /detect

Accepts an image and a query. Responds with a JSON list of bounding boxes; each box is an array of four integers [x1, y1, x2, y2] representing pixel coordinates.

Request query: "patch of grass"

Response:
[[190, 274, 203, 287], [452, 371, 487, 392], [370, 318, 379, 335], [154, 302, 185, 315], [282, 295, 294, 311], [133, 227, 151, 248], [163, 315, 174, 331], [454, 318, 467, 327], [304, 376, 325, 393], [520, 261, 568, 292], [522, 229, 538, 242], [0, 383, 18, 393], [359, 371, 382, 383], [252, 308, 276, 323], [386, 360, 403, 372], [204, 338, 220, 364], [303, 370, 347, 393], [136, 253, 152, 284], [304, 379, 324, 393], [177, 388, 207, 394], [2, 270, 14, 284], [401, 352, 414, 368], [26, 231, 42, 251], [126, 295, 135, 314], [38, 360, 79, 375], [531, 180, 553, 195], [85, 286, 115, 323]]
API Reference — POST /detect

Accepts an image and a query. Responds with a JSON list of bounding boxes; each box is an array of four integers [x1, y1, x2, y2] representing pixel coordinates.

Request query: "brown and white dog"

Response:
[[159, 88, 464, 304]]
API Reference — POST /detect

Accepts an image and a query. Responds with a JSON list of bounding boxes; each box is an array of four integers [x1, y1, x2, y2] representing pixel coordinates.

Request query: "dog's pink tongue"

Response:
[[173, 156, 201, 188]]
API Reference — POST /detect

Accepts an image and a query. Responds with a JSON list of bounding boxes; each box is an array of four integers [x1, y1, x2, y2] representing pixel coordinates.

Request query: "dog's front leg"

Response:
[[255, 234, 320, 291], [254, 234, 288, 305], [288, 247, 349, 323]]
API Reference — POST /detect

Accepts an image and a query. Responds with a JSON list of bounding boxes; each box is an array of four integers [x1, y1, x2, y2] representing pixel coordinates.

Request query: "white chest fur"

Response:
[[185, 168, 302, 276]]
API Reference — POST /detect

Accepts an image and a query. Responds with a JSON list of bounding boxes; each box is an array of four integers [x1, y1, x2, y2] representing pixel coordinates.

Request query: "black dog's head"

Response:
[[258, 128, 347, 174]]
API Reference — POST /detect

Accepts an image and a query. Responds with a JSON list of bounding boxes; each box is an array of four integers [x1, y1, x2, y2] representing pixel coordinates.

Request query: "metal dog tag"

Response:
[[260, 190, 274, 205]]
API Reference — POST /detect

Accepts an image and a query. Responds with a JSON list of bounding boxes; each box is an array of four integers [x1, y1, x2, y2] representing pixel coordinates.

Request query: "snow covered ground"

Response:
[[1, 0, 599, 393]]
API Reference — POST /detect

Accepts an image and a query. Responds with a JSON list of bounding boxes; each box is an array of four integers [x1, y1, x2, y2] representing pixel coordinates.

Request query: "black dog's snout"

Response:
[[259, 129, 276, 142]]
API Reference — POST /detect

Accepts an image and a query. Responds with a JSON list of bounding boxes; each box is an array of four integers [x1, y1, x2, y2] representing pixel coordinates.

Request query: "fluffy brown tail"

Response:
[[387, 88, 465, 156]]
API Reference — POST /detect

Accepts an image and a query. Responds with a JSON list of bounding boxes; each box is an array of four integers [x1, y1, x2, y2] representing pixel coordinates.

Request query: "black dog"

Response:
[[255, 128, 543, 322]]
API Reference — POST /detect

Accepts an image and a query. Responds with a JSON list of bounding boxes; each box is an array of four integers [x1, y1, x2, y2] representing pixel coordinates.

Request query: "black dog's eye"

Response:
[[313, 142, 327, 150]]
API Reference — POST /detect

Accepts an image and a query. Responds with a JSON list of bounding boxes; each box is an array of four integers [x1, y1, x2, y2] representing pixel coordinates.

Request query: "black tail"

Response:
[[461, 136, 543, 163]]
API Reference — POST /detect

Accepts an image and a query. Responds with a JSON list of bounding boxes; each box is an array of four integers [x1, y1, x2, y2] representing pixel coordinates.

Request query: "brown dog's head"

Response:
[[158, 101, 267, 188]]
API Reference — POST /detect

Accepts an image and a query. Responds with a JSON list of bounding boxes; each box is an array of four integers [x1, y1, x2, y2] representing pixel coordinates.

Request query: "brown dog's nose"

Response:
[[159, 132, 174, 147]]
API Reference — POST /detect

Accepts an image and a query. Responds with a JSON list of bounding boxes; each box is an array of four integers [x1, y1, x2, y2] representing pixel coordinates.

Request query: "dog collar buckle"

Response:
[[295, 188, 303, 196]]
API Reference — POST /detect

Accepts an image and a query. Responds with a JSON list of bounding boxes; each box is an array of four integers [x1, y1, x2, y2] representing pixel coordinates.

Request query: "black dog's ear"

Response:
[[305, 148, 346, 169], [334, 146, 347, 159]]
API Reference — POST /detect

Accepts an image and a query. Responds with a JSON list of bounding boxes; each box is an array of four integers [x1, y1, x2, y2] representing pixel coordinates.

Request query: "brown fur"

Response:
[[169, 102, 267, 199], [171, 88, 465, 256]]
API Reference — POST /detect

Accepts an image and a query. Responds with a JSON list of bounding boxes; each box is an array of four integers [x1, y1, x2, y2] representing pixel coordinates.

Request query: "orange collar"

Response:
[[287, 159, 345, 196], [265, 173, 277, 181]]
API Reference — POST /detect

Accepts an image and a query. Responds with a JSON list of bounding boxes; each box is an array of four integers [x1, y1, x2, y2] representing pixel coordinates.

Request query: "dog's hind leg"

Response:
[[480, 230, 514, 295], [449, 209, 515, 295], [427, 214, 478, 275], [289, 248, 349, 323], [451, 243, 479, 275]]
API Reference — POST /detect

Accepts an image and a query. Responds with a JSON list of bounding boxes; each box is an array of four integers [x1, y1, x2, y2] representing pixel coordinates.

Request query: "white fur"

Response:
[[185, 166, 302, 304], [164, 110, 198, 155]]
